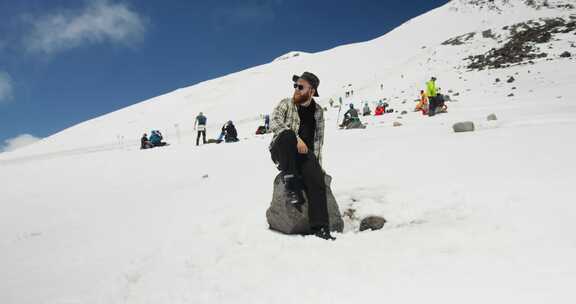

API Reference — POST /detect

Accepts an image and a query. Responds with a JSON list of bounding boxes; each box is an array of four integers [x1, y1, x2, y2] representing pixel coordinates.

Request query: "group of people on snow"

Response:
[[140, 130, 167, 149], [139, 111, 246, 150], [414, 76, 448, 116]]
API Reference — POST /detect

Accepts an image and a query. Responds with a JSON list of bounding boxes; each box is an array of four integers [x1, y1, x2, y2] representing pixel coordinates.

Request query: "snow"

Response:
[[1, 1, 576, 303]]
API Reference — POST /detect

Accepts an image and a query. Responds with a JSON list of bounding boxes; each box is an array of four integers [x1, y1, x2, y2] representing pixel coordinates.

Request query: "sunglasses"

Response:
[[293, 83, 308, 91]]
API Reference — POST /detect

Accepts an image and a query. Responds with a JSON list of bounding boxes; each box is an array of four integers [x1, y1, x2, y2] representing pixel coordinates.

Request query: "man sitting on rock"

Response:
[[269, 71, 335, 240]]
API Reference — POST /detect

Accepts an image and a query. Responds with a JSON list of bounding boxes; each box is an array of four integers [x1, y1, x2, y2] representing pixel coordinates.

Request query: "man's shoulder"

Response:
[[274, 97, 293, 110], [278, 97, 292, 105]]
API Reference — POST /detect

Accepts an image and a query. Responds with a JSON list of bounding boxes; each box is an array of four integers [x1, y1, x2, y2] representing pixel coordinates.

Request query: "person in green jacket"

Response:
[[426, 77, 438, 116]]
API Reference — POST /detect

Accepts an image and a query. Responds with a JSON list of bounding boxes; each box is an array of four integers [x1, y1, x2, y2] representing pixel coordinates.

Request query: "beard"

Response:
[[293, 90, 312, 105]]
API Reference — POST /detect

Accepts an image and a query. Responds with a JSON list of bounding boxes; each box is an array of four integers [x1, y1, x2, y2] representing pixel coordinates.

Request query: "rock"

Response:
[[453, 121, 475, 133], [560, 51, 571, 58], [359, 216, 387, 232], [507, 76, 515, 83], [487, 113, 498, 121], [393, 121, 402, 127], [495, 78, 501, 83], [401, 110, 408, 115], [454, 92, 460, 96], [266, 174, 344, 235], [512, 87, 517, 90], [508, 93, 515, 97]]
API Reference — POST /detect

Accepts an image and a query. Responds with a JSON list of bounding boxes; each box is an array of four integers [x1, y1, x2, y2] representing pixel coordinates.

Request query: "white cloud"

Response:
[[1, 134, 41, 152], [23, 0, 147, 54], [0, 71, 14, 103]]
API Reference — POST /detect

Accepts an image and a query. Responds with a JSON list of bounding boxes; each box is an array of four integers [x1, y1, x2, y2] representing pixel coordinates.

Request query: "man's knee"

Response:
[[273, 130, 298, 148]]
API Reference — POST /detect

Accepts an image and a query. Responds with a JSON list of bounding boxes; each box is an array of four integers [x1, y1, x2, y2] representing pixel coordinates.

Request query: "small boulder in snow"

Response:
[[393, 121, 403, 127], [453, 121, 475, 133], [507, 76, 515, 83], [560, 51, 571, 58], [487, 113, 498, 121], [266, 174, 344, 235], [401, 110, 408, 115], [359, 216, 387, 232]]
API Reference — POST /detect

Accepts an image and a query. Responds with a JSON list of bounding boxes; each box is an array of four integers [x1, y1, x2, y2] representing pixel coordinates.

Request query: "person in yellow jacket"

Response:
[[426, 77, 438, 116], [415, 90, 428, 114]]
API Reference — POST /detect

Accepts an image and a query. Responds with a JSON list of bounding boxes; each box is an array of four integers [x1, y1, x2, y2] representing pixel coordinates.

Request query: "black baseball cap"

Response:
[[292, 72, 320, 97]]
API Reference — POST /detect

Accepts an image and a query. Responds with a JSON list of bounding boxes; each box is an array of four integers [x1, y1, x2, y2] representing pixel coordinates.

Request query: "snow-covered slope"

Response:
[[1, 1, 576, 303], [2, 0, 573, 158]]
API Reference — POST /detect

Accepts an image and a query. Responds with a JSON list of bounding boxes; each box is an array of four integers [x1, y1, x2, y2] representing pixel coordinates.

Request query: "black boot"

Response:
[[312, 226, 336, 241], [283, 174, 305, 210]]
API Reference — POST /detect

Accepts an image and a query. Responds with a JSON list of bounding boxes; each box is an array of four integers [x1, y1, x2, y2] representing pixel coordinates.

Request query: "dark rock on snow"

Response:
[[453, 121, 475, 133], [267, 174, 344, 235], [359, 216, 387, 232]]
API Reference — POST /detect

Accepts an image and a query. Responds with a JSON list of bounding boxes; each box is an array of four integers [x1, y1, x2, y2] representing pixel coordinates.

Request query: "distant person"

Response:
[[140, 133, 152, 149], [362, 102, 371, 116], [195, 112, 207, 146], [374, 102, 385, 116], [415, 90, 429, 115], [223, 121, 239, 143], [149, 130, 167, 147], [341, 103, 359, 128], [435, 89, 447, 113], [264, 114, 270, 131], [426, 77, 438, 116]]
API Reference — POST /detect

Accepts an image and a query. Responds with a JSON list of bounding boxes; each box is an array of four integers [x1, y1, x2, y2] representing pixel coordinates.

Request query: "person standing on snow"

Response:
[[269, 71, 335, 240], [194, 112, 207, 146], [426, 77, 438, 116], [264, 114, 270, 131]]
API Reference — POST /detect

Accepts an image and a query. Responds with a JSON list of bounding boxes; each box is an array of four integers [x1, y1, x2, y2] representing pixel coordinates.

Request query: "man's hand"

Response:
[[297, 137, 308, 154]]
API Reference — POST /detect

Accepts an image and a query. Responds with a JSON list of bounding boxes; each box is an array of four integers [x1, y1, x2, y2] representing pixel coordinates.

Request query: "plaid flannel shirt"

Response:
[[270, 98, 325, 165]]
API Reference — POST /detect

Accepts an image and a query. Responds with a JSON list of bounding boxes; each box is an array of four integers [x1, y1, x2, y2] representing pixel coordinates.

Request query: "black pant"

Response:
[[270, 130, 329, 229], [428, 96, 437, 116], [196, 130, 206, 145]]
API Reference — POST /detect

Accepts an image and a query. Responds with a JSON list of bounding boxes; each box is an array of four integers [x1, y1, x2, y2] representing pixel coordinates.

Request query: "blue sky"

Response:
[[0, 0, 448, 151]]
